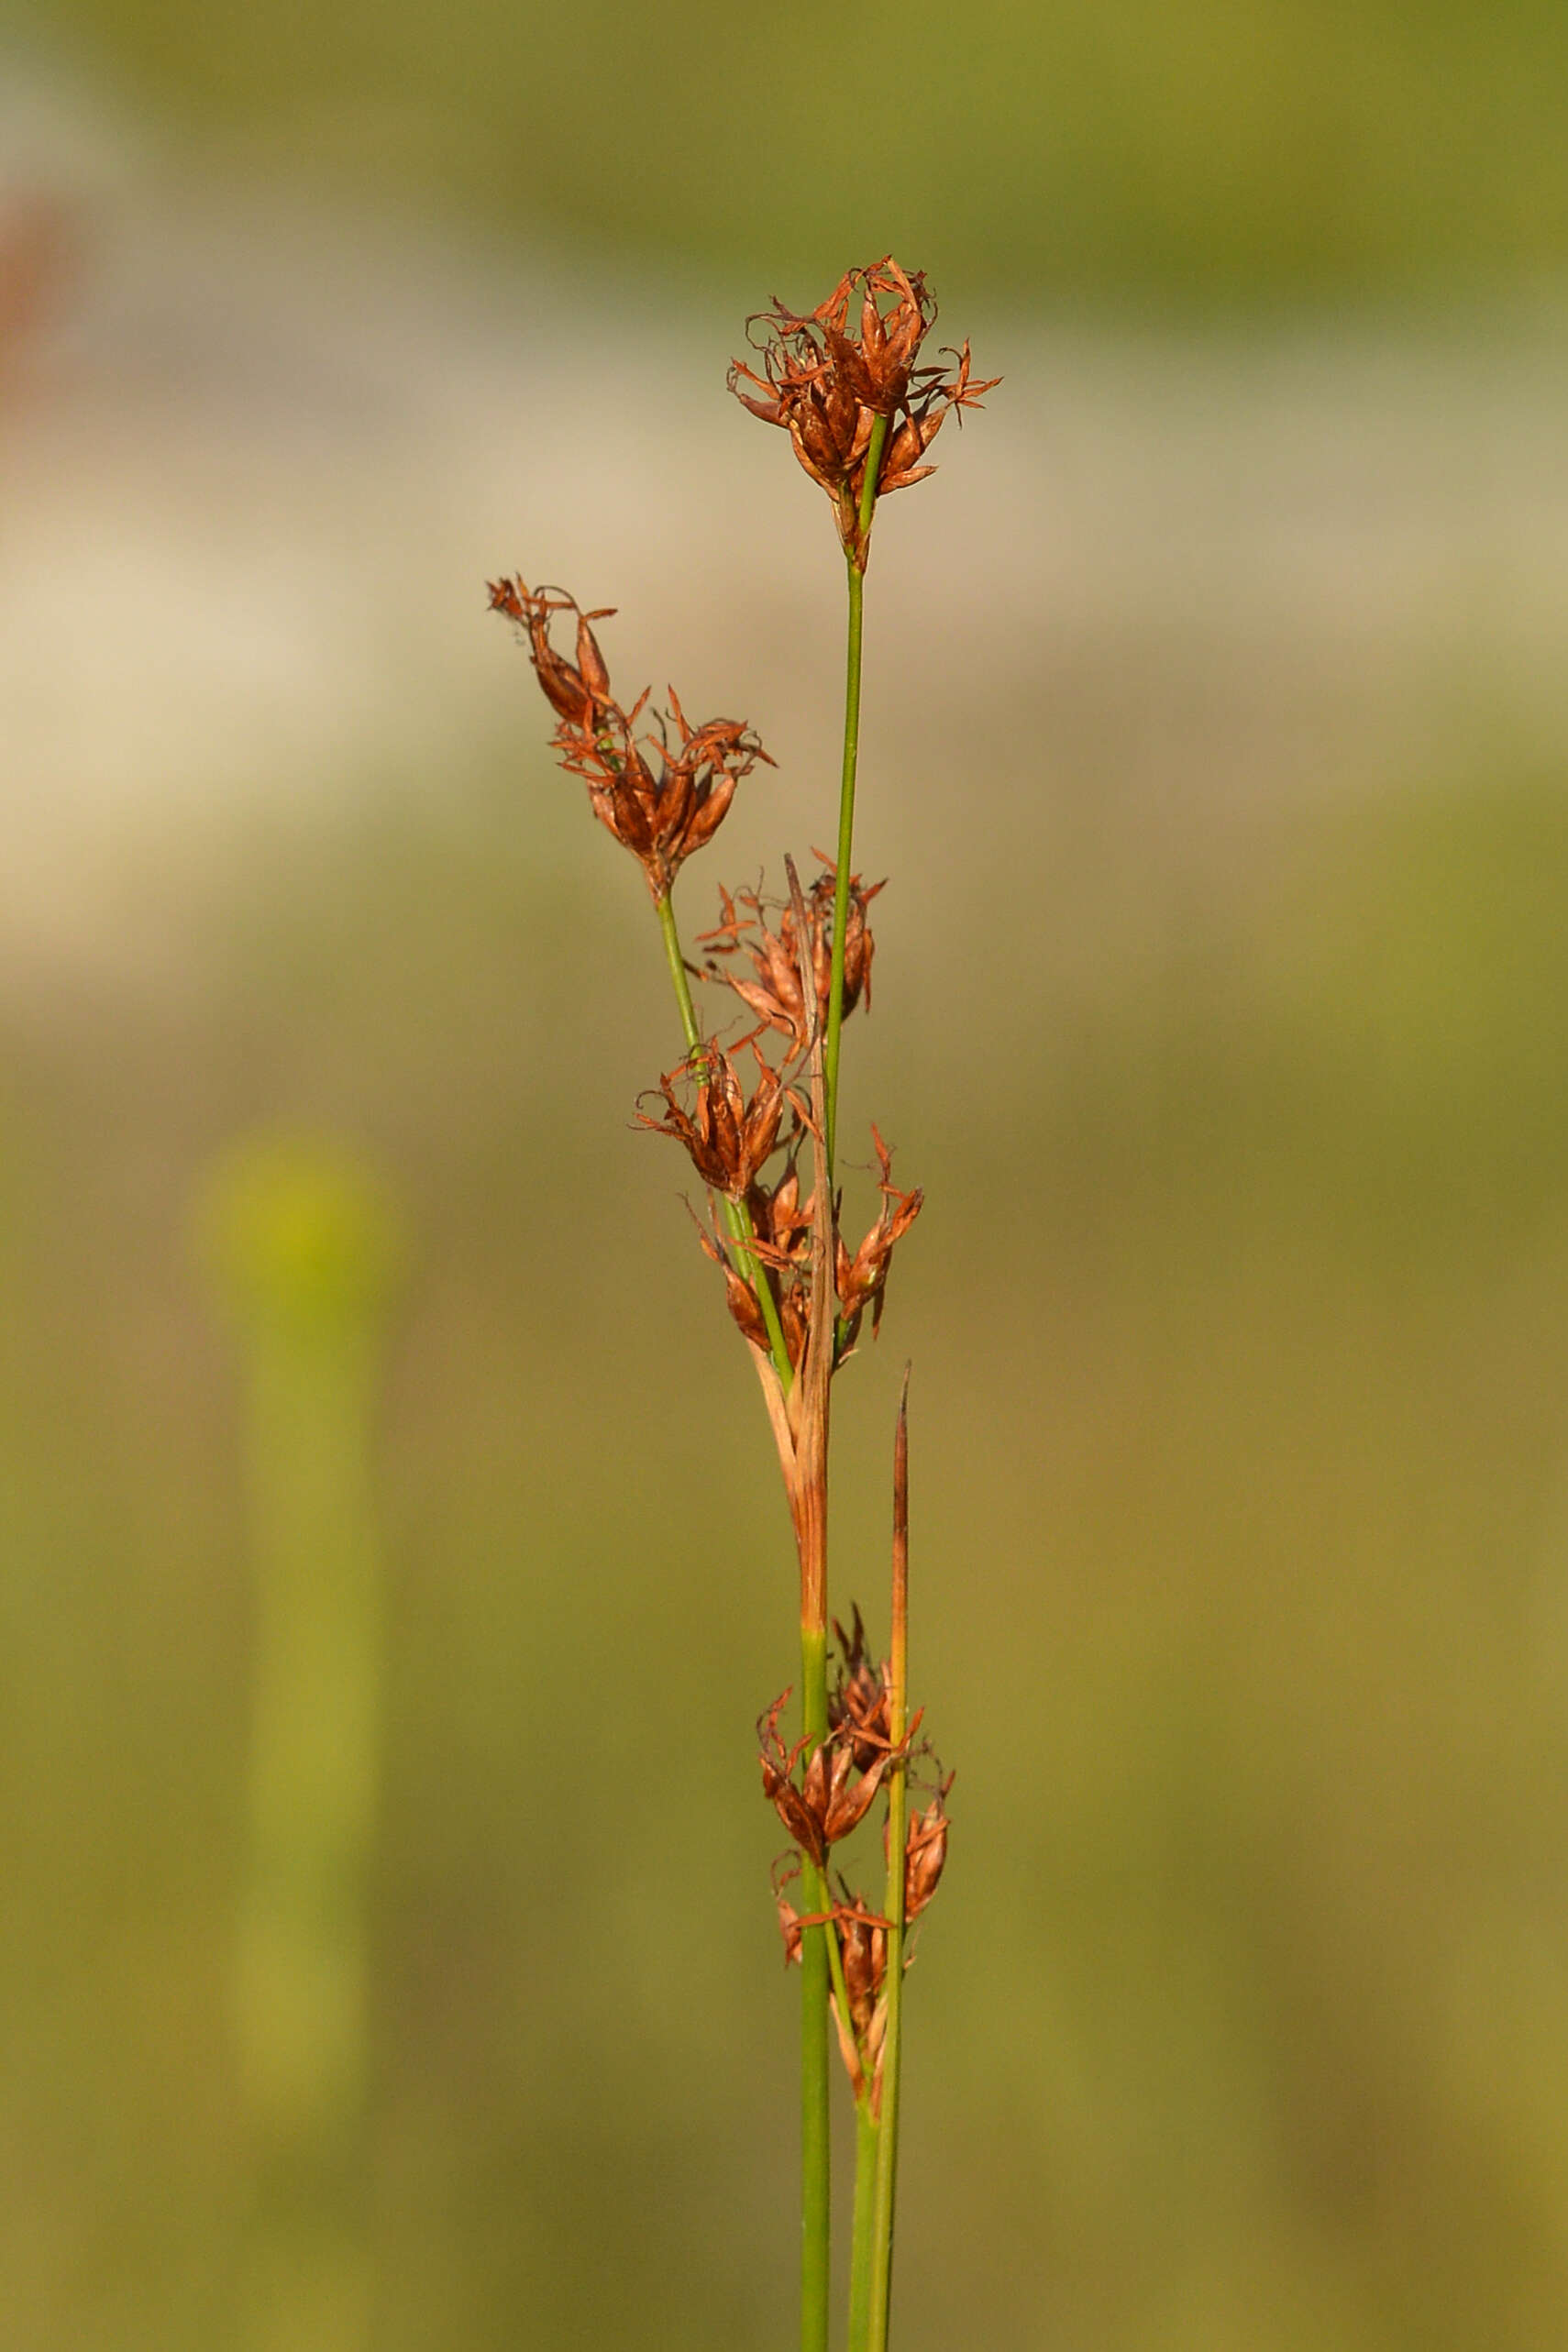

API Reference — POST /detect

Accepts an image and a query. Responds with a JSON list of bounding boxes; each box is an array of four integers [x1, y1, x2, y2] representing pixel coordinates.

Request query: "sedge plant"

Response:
[[489, 259, 994, 2351]]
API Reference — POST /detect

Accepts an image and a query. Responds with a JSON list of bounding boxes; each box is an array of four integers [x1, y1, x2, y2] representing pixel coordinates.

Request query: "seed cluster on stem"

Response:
[[488, 253, 993, 2352]]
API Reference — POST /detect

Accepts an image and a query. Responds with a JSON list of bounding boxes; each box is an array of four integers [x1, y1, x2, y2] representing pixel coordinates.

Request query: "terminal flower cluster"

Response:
[[730, 256, 999, 564]]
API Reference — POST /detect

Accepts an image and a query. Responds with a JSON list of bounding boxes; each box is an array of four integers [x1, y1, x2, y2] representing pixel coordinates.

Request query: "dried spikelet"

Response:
[[488, 576, 770, 895], [729, 258, 999, 562]]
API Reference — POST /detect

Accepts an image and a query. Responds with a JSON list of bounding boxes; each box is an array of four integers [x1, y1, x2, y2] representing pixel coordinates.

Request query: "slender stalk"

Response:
[[823, 413, 890, 1173], [867, 1372, 911, 2352], [784, 852, 839, 2352], [655, 880, 706, 1054], [796, 1600, 832, 2352], [799, 1628, 832, 2352], [847, 2093, 881, 2352], [802, 413, 891, 2345], [655, 889, 793, 1385]]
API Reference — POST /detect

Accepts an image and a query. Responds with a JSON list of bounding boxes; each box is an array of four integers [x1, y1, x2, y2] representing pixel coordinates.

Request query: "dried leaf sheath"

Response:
[[768, 856, 836, 1626]]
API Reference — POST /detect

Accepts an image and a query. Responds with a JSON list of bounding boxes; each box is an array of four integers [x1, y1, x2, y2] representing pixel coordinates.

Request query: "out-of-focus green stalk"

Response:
[[655, 888, 793, 1386], [823, 412, 889, 1174], [201, 1136, 403, 2352]]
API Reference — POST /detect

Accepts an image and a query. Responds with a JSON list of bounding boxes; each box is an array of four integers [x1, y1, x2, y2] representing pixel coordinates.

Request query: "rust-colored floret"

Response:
[[836, 1896, 886, 2048], [729, 258, 999, 564], [697, 1220, 775, 1359], [487, 576, 770, 897], [771, 1854, 810, 1970], [903, 1774, 953, 1924], [829, 1607, 892, 1772], [745, 1161, 815, 1365], [757, 1692, 889, 1870], [638, 1039, 792, 1202], [694, 1155, 817, 1368], [795, 1751, 951, 2103], [692, 1114, 921, 1374], [486, 576, 613, 729], [700, 861, 882, 1057], [835, 1126, 923, 1355]]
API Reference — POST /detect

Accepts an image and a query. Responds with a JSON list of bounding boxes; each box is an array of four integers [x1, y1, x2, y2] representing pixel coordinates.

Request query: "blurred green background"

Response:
[[5, 4, 1568, 2347], [22, 0, 1568, 307]]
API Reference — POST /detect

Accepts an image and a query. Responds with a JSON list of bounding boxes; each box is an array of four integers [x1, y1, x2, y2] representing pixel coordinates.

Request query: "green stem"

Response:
[[867, 1781, 906, 2350], [847, 2094, 881, 2352], [799, 1619, 832, 2352], [655, 881, 709, 1058], [867, 1377, 911, 2351], [654, 889, 793, 1385], [655, 884, 701, 1049], [823, 412, 889, 1175], [804, 410, 892, 2347]]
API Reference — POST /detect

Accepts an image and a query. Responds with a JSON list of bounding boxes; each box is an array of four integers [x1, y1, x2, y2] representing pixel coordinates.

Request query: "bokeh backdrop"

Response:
[[6, 6, 1568, 2347]]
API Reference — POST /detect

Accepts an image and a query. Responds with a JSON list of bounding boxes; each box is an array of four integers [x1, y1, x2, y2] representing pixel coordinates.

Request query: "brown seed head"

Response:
[[757, 1691, 888, 1867], [487, 576, 615, 730], [756, 1691, 827, 1866], [700, 861, 882, 1057], [696, 1103, 918, 1374], [488, 577, 771, 896], [769, 1853, 897, 2097], [637, 1039, 787, 1201], [729, 259, 999, 561]]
